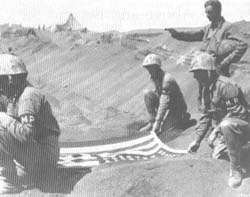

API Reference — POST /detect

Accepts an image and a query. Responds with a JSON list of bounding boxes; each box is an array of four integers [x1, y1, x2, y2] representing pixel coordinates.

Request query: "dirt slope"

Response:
[[1, 21, 250, 196], [0, 27, 201, 142]]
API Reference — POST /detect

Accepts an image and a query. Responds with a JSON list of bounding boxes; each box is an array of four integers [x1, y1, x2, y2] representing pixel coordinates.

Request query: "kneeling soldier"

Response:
[[0, 54, 60, 194], [140, 54, 191, 134], [188, 52, 250, 188]]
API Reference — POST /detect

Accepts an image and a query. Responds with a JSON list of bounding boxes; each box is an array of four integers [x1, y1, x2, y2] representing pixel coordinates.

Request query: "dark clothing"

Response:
[[144, 72, 188, 130], [196, 76, 248, 143], [195, 76, 250, 170], [0, 86, 60, 142], [153, 72, 187, 122], [0, 85, 60, 190]]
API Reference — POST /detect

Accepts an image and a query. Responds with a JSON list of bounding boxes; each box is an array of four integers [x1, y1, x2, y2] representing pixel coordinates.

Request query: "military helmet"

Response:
[[142, 54, 161, 67], [0, 53, 28, 75], [188, 51, 216, 72]]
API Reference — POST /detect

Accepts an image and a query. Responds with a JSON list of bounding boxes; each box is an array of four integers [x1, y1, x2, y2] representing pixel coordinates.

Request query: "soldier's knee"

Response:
[[143, 89, 157, 99], [220, 119, 238, 135], [220, 119, 231, 128], [143, 89, 153, 96]]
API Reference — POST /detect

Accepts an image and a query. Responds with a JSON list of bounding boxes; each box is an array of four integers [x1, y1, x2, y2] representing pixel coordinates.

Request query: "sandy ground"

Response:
[[0, 22, 250, 196]]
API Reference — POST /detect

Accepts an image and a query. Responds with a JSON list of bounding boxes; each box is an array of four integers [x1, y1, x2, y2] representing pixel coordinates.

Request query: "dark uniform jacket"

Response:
[[0, 86, 60, 142], [153, 72, 187, 122], [195, 76, 248, 143]]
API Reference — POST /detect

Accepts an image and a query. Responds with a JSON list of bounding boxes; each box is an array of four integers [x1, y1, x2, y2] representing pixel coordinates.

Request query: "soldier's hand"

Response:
[[0, 112, 13, 128], [7, 103, 17, 118], [152, 121, 161, 134], [165, 28, 178, 38], [188, 140, 200, 153]]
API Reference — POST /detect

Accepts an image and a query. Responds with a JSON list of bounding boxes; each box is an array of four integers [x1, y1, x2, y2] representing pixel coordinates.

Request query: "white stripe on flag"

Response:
[[97, 144, 161, 157], [130, 140, 158, 151], [150, 132, 188, 154], [58, 160, 100, 167], [60, 134, 153, 154]]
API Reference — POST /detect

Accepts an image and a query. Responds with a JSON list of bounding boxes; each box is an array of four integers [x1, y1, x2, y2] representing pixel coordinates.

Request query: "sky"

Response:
[[0, 0, 249, 31]]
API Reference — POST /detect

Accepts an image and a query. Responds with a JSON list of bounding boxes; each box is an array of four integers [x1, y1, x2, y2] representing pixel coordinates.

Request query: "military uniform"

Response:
[[144, 71, 188, 132], [195, 75, 249, 172], [0, 54, 60, 193], [171, 17, 248, 76], [0, 85, 60, 191]]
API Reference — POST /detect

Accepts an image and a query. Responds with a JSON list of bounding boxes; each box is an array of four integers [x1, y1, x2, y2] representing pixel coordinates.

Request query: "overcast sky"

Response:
[[0, 0, 249, 31]]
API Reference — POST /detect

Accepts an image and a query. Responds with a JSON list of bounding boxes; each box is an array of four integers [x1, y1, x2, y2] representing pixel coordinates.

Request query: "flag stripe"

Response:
[[59, 132, 149, 148], [60, 134, 154, 154]]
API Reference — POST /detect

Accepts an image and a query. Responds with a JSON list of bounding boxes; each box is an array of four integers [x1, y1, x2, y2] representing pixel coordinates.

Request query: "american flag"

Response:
[[58, 132, 187, 169]]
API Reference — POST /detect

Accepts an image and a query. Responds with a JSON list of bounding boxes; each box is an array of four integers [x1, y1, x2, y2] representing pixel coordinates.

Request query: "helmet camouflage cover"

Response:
[[0, 53, 28, 75], [189, 51, 216, 72], [142, 54, 162, 67]]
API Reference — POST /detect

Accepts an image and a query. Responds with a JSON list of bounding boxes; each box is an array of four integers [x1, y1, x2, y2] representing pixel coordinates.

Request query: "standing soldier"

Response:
[[140, 54, 191, 134], [166, 0, 248, 77], [187, 53, 250, 188], [0, 53, 60, 194]]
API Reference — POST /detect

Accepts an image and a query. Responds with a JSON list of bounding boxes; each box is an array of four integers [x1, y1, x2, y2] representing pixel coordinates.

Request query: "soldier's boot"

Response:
[[211, 136, 228, 160], [228, 150, 243, 188], [220, 119, 246, 188], [228, 166, 243, 188]]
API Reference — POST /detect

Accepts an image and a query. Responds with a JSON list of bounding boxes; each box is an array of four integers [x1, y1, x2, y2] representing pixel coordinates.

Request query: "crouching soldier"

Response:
[[140, 54, 191, 134], [0, 54, 60, 194], [187, 53, 250, 188]]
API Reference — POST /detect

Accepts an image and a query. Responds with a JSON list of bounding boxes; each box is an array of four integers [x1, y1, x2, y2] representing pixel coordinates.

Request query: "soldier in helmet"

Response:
[[187, 52, 250, 188], [0, 54, 60, 194], [140, 53, 192, 134]]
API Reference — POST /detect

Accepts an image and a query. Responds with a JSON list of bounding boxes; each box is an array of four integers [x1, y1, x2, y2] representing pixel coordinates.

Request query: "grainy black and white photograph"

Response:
[[0, 0, 249, 196]]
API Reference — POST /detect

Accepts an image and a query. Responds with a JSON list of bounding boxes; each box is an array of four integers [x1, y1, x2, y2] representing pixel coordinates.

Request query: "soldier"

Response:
[[0, 54, 60, 194], [187, 53, 250, 188], [140, 54, 191, 134], [165, 0, 247, 77]]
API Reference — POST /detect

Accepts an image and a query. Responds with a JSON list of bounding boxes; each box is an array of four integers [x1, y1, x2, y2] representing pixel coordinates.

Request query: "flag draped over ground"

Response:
[[58, 132, 187, 168]]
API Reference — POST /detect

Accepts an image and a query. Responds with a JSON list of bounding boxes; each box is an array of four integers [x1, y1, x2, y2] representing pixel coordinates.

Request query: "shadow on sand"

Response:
[[33, 167, 92, 194]]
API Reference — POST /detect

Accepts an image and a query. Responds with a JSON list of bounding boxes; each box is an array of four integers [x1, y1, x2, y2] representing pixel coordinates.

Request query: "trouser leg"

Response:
[[0, 129, 23, 193], [161, 106, 190, 131], [219, 118, 249, 169], [161, 110, 179, 131], [14, 135, 59, 183], [143, 89, 159, 123], [219, 118, 250, 187]]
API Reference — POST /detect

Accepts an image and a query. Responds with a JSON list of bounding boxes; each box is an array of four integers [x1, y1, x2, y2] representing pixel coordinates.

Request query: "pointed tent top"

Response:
[[64, 13, 82, 30]]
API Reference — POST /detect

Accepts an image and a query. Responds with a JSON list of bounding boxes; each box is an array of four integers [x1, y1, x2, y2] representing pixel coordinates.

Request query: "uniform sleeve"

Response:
[[6, 95, 41, 142], [220, 25, 248, 68], [195, 113, 212, 143], [195, 82, 225, 143], [211, 82, 222, 108], [6, 113, 36, 142], [173, 28, 205, 42], [155, 77, 172, 122]]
